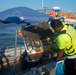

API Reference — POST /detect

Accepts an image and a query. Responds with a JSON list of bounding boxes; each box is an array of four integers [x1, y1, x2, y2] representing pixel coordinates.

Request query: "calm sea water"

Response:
[[0, 22, 76, 48], [0, 23, 24, 48]]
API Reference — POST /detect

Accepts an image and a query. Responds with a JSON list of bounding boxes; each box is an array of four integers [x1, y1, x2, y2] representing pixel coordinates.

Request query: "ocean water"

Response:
[[0, 23, 24, 48]]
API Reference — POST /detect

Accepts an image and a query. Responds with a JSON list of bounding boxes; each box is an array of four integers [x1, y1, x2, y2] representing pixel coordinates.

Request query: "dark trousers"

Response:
[[64, 58, 76, 75]]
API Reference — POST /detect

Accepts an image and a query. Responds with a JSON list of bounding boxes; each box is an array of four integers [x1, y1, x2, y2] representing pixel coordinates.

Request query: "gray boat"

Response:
[[0, 19, 76, 75], [0, 20, 57, 75]]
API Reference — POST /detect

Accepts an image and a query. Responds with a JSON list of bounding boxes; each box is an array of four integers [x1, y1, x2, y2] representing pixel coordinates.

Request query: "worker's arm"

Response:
[[56, 49, 64, 60]]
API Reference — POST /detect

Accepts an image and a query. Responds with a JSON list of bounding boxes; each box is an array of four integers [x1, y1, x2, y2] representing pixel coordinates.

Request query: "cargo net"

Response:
[[22, 21, 57, 61]]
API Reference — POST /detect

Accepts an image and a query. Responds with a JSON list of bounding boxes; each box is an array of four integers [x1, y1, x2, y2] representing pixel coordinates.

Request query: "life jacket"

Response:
[[61, 22, 76, 55]]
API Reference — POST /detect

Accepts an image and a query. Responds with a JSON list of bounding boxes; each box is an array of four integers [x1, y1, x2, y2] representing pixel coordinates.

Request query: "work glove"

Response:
[[51, 59, 59, 63], [51, 57, 59, 63]]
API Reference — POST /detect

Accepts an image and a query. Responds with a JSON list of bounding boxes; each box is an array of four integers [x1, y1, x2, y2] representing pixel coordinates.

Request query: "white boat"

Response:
[[65, 18, 76, 24]]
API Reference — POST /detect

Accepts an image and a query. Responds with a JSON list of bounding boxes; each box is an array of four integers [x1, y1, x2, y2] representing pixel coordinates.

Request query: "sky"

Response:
[[0, 0, 76, 12]]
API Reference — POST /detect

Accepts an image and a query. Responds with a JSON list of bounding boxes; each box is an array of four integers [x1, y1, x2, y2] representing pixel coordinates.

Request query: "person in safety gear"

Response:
[[50, 19, 76, 75]]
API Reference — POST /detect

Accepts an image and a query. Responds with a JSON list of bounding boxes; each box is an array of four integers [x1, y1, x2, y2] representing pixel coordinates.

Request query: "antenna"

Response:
[[42, 0, 44, 10]]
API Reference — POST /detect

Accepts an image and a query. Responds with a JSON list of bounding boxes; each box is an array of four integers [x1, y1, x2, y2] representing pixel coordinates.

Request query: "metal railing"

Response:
[[0, 45, 25, 66]]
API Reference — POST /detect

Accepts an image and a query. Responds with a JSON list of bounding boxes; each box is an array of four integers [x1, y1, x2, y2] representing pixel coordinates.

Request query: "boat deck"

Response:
[[0, 60, 55, 75]]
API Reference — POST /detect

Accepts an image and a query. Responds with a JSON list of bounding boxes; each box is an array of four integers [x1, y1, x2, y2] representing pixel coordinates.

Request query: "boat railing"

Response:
[[16, 59, 56, 75], [0, 45, 25, 66]]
